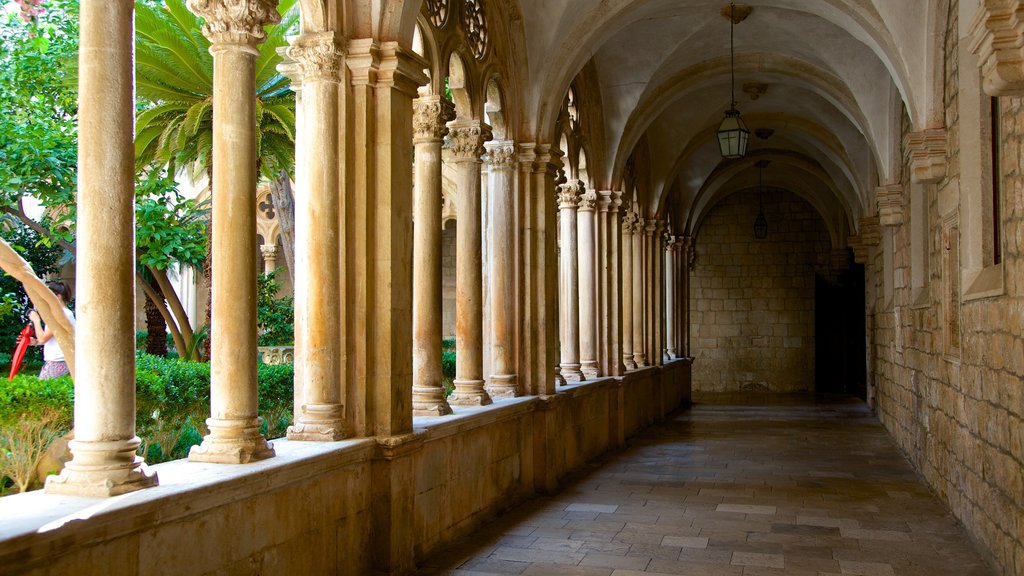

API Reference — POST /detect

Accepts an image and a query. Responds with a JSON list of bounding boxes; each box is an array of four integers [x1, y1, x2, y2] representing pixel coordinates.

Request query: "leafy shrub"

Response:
[[441, 338, 455, 351], [257, 269, 294, 346], [441, 350, 456, 380], [0, 408, 69, 494]]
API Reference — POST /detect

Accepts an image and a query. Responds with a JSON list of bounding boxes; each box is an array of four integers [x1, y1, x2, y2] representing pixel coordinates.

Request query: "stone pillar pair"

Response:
[[557, 180, 585, 381], [621, 213, 638, 370]]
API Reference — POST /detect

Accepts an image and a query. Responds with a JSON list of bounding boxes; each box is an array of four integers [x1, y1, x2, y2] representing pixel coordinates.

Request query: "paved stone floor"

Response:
[[420, 394, 994, 576]]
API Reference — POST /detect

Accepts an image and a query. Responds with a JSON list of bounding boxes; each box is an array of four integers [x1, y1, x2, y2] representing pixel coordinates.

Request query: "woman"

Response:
[[29, 281, 76, 380]]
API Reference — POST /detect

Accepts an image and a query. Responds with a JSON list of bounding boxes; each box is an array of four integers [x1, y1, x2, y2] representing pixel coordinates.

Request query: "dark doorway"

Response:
[[815, 253, 867, 399]]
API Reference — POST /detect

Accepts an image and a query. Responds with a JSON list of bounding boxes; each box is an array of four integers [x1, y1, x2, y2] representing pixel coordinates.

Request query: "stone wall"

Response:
[[0, 363, 691, 576], [867, 1, 1024, 573], [690, 189, 831, 393]]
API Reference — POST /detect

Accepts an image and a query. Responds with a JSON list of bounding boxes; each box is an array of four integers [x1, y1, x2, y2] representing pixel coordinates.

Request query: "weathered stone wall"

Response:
[[868, 1, 1024, 573], [691, 189, 831, 393]]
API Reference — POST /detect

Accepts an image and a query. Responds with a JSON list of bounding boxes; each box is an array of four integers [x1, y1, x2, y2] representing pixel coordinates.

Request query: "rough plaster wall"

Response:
[[870, 2, 1024, 573], [690, 189, 830, 393]]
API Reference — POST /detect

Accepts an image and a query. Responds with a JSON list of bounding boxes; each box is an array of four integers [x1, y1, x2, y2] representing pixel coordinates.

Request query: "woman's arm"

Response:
[[28, 310, 54, 344]]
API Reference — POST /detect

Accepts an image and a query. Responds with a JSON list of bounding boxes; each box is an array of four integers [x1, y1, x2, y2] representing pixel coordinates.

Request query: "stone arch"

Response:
[[484, 76, 507, 140], [446, 50, 477, 119]]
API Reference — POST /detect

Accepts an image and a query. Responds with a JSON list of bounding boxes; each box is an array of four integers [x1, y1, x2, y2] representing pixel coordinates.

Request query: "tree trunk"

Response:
[[144, 293, 168, 356], [268, 170, 295, 284], [138, 275, 188, 359]]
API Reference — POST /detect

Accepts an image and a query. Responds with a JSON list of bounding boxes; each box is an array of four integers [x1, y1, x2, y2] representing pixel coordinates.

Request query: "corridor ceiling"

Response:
[[518, 0, 948, 243]]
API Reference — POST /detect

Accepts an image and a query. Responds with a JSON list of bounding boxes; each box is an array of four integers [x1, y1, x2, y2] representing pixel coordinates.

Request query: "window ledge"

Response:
[[963, 262, 1004, 301]]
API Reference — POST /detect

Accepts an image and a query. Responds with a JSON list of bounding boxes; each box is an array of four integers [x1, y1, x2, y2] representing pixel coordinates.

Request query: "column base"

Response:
[[44, 437, 158, 497], [189, 417, 275, 464], [554, 366, 568, 387], [486, 374, 519, 399], [632, 354, 647, 367], [560, 363, 584, 382], [412, 386, 454, 416], [449, 379, 492, 406], [581, 361, 600, 380], [287, 403, 347, 441], [623, 355, 637, 370]]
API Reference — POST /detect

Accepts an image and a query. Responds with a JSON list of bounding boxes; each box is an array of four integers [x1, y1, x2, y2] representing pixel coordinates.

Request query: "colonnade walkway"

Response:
[[421, 394, 993, 576]]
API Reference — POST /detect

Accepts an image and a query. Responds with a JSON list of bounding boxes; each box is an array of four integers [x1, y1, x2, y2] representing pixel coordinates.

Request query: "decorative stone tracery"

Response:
[[425, 0, 449, 28], [462, 0, 488, 60]]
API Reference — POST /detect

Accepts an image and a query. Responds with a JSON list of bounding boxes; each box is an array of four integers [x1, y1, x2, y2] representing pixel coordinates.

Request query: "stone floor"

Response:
[[419, 394, 994, 576]]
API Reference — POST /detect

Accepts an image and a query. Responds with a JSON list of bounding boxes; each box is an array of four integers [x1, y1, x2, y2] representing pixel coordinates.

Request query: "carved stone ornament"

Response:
[[187, 0, 281, 46], [425, 0, 450, 28], [904, 129, 948, 184], [968, 0, 1024, 96], [286, 32, 343, 81], [446, 123, 492, 160], [462, 0, 489, 60], [577, 190, 598, 212], [556, 180, 583, 209], [876, 184, 904, 228], [413, 97, 456, 142], [484, 142, 517, 169]]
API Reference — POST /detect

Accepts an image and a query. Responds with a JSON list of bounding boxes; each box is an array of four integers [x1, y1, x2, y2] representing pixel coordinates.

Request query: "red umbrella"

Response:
[[9, 324, 33, 380]]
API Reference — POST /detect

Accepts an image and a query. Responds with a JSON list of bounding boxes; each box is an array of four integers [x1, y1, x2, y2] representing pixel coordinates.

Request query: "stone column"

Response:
[[412, 95, 455, 416], [188, 0, 277, 463], [448, 120, 492, 406], [45, 0, 158, 496], [285, 32, 346, 441], [665, 235, 677, 359], [532, 146, 563, 396], [261, 244, 278, 272], [596, 192, 611, 377], [682, 236, 694, 358], [632, 218, 647, 367], [486, 140, 519, 398], [653, 221, 665, 365], [621, 214, 636, 370], [557, 180, 585, 381], [577, 189, 599, 379], [607, 191, 624, 376]]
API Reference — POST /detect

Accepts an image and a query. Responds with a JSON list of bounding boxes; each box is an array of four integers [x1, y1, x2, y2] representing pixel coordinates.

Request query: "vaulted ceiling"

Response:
[[513, 0, 948, 244]]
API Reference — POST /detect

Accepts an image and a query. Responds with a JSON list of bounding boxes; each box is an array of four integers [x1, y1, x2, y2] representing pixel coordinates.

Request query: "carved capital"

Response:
[[969, 0, 1024, 96], [876, 184, 904, 228], [904, 129, 948, 184], [446, 122, 492, 161], [260, 244, 278, 258], [484, 141, 516, 170], [556, 180, 582, 209], [577, 190, 597, 212], [644, 219, 657, 236], [413, 96, 456, 142], [597, 190, 613, 213], [286, 32, 343, 82], [610, 190, 623, 213], [187, 0, 281, 48]]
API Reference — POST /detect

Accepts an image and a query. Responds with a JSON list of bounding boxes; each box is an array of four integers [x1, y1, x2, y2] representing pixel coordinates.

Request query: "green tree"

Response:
[[133, 0, 297, 183]]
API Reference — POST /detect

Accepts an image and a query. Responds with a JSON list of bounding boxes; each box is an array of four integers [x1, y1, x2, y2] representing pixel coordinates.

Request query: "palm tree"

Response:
[[133, 0, 298, 359]]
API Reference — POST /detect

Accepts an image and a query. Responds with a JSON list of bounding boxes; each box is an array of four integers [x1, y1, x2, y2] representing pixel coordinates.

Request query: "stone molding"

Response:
[[876, 184, 904, 227], [483, 141, 517, 170], [287, 32, 343, 81], [446, 122, 492, 161], [904, 129, 948, 184], [859, 216, 881, 246], [969, 0, 1024, 95], [187, 0, 280, 47], [413, 96, 456, 142], [610, 190, 623, 213]]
